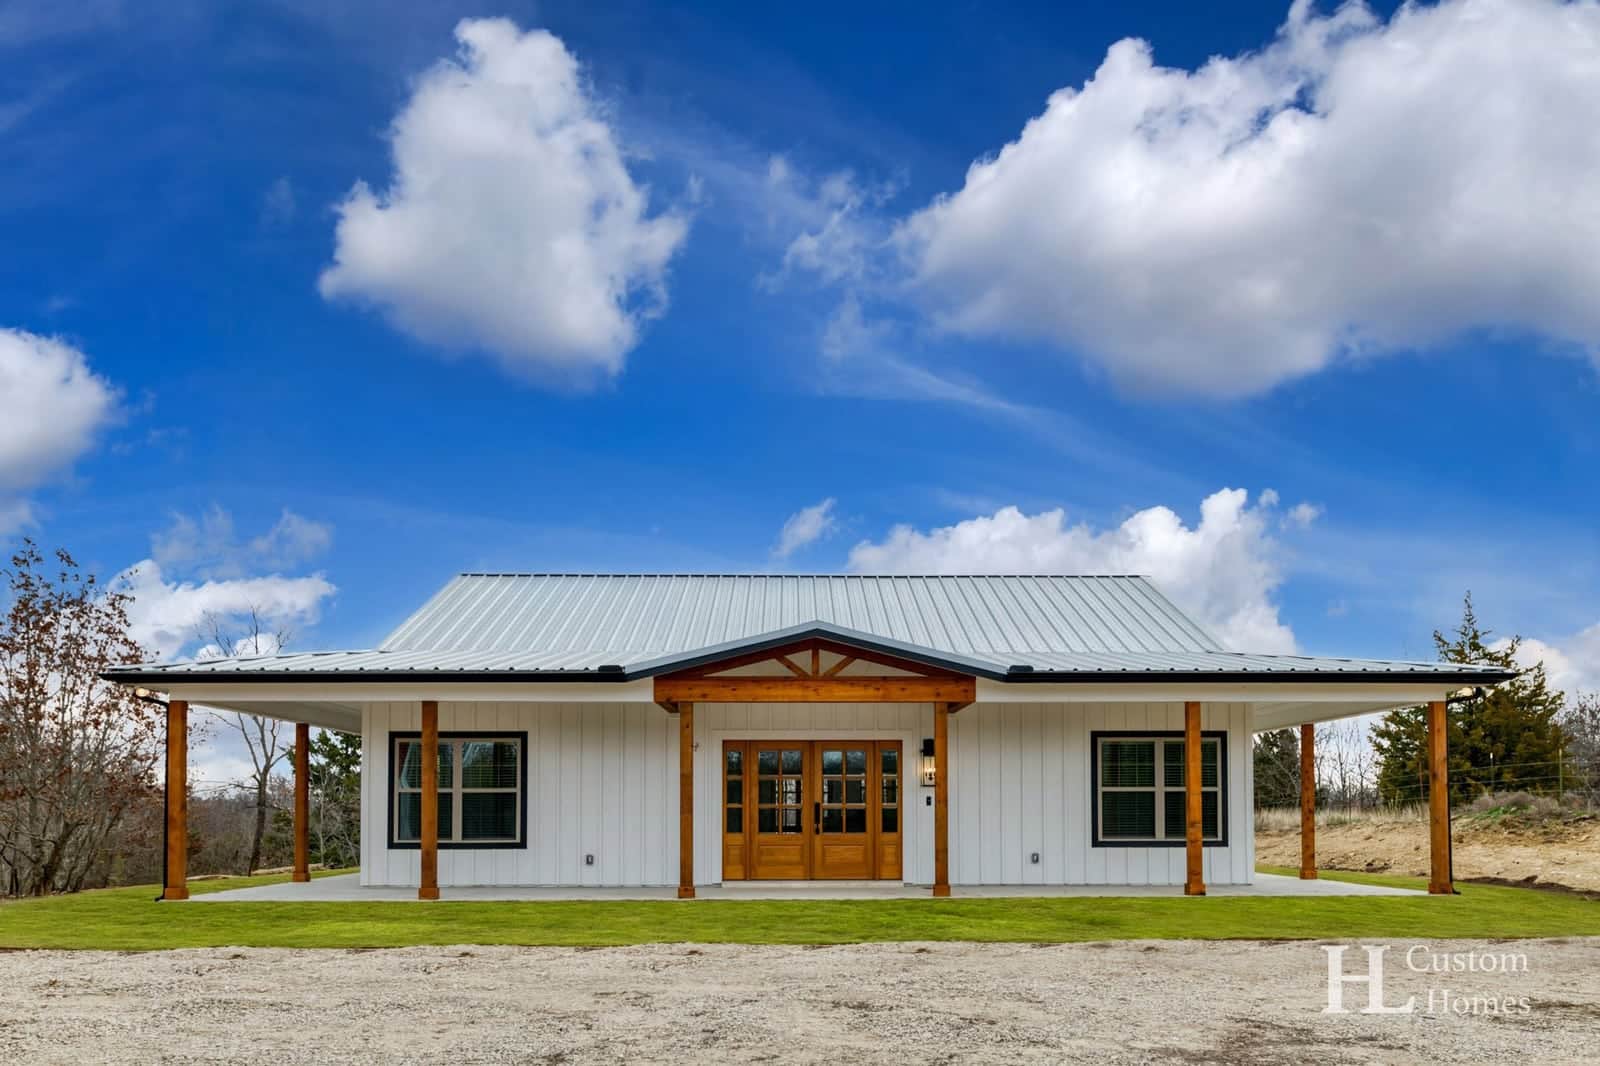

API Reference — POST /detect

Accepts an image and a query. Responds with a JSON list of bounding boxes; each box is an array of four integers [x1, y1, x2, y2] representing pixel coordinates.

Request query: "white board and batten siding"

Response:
[[360, 700, 1254, 887]]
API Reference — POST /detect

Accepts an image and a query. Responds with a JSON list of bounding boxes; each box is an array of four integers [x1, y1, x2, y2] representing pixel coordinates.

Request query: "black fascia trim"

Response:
[[1090, 729, 1229, 849], [1002, 669, 1517, 685], [387, 730, 530, 851]]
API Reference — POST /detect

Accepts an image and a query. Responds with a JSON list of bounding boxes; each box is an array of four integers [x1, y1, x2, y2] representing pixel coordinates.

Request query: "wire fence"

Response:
[[1254, 753, 1600, 812]]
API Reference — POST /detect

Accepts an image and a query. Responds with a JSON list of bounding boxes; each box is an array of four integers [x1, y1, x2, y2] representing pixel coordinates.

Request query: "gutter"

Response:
[[101, 666, 1519, 687]]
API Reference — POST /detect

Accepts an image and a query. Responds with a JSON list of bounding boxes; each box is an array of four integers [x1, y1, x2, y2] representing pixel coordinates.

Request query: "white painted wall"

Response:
[[360, 700, 1253, 887]]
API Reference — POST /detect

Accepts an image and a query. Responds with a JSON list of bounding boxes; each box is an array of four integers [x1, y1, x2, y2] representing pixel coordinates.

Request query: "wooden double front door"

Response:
[[722, 740, 903, 880]]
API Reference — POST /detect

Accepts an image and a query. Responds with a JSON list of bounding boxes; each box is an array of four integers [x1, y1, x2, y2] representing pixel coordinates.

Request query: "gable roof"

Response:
[[105, 573, 1517, 685]]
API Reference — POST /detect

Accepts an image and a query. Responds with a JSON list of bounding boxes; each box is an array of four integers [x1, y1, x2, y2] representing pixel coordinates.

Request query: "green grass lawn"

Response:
[[2, 868, 1594, 951]]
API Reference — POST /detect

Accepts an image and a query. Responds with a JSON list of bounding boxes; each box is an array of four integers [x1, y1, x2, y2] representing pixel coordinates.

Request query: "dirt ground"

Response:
[[1257, 816, 1600, 893], [2, 939, 1596, 1064]]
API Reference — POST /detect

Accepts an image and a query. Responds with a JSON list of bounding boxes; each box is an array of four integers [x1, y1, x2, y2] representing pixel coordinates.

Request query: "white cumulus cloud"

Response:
[[847, 489, 1312, 652], [773, 498, 838, 560], [897, 0, 1600, 396], [1501, 624, 1600, 701], [0, 328, 118, 529], [320, 18, 689, 383], [116, 562, 336, 661], [116, 507, 338, 660]]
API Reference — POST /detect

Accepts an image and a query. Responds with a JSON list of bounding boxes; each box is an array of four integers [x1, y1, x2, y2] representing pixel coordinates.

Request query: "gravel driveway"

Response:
[[2, 938, 1595, 1064]]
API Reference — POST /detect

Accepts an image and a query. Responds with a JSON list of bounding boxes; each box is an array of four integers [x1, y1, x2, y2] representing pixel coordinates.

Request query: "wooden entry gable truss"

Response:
[[654, 637, 976, 707]]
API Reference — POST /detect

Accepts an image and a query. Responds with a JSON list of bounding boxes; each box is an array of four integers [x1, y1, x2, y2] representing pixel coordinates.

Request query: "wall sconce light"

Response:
[[920, 738, 937, 787]]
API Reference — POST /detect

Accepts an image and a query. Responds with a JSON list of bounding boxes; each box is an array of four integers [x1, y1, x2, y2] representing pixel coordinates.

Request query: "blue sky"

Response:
[[2, 0, 1597, 736]]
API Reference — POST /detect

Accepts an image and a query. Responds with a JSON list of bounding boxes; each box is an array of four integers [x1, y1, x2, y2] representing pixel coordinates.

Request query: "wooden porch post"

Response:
[[419, 700, 440, 900], [678, 702, 696, 899], [933, 702, 950, 897], [292, 722, 311, 883], [1299, 722, 1316, 880], [1427, 699, 1453, 894], [163, 699, 189, 901], [1183, 701, 1205, 896]]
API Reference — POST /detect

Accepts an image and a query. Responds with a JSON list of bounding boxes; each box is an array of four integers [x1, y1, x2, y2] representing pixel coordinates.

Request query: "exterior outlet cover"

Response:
[[585, 854, 595, 866], [1030, 852, 1040, 864]]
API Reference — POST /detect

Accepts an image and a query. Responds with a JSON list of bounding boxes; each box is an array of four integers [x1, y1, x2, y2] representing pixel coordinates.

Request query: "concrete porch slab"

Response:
[[186, 871, 1419, 902]]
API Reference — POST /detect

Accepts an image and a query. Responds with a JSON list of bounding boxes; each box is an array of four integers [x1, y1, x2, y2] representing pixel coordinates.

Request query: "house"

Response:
[[106, 573, 1512, 900]]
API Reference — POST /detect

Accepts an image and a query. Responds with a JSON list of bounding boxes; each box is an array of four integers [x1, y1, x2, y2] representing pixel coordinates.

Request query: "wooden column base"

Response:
[[677, 886, 696, 899], [418, 886, 440, 901], [931, 884, 951, 898]]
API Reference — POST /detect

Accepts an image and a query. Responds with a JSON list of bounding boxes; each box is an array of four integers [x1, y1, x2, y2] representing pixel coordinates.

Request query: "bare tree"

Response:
[[0, 542, 162, 896], [1315, 719, 1380, 812], [199, 609, 292, 875]]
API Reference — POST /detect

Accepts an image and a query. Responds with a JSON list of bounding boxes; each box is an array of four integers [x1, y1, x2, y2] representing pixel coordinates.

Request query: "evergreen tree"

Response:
[[1372, 594, 1568, 804], [1253, 728, 1301, 808], [309, 730, 361, 868]]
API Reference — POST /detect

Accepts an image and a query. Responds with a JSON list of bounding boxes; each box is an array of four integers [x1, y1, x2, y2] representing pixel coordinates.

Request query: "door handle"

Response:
[[813, 801, 820, 833]]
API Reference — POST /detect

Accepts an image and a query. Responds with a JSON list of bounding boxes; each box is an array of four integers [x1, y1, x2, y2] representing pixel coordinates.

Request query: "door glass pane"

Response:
[[845, 779, 866, 804], [822, 779, 843, 804], [881, 807, 898, 833], [758, 808, 777, 833], [844, 808, 866, 833], [726, 780, 741, 804], [757, 750, 779, 774], [821, 749, 842, 775], [882, 779, 898, 805], [845, 749, 866, 775], [780, 779, 801, 805], [821, 808, 843, 832], [881, 748, 898, 774], [725, 748, 743, 774], [781, 749, 803, 774], [726, 808, 742, 833], [780, 808, 803, 834], [758, 779, 777, 804]]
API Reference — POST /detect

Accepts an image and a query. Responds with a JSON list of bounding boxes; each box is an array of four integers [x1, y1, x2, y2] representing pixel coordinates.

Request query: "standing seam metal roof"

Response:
[[377, 574, 1225, 656], [104, 574, 1517, 684]]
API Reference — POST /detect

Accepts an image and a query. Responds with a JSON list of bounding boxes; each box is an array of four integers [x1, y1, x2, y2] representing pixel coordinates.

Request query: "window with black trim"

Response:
[[1093, 733, 1224, 845], [390, 733, 527, 848]]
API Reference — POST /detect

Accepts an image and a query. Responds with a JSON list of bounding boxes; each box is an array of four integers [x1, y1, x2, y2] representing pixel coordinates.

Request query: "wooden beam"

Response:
[[775, 655, 808, 677], [292, 722, 310, 883], [821, 655, 857, 678], [1427, 699, 1453, 895], [678, 702, 695, 899], [162, 699, 189, 901], [419, 700, 440, 901], [1184, 701, 1205, 896], [654, 675, 976, 704], [1299, 722, 1316, 880], [670, 637, 963, 680], [810, 646, 820, 676], [932, 702, 950, 897]]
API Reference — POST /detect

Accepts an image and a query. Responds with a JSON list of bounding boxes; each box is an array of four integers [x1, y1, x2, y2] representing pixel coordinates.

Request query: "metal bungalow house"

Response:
[[105, 573, 1512, 900]]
